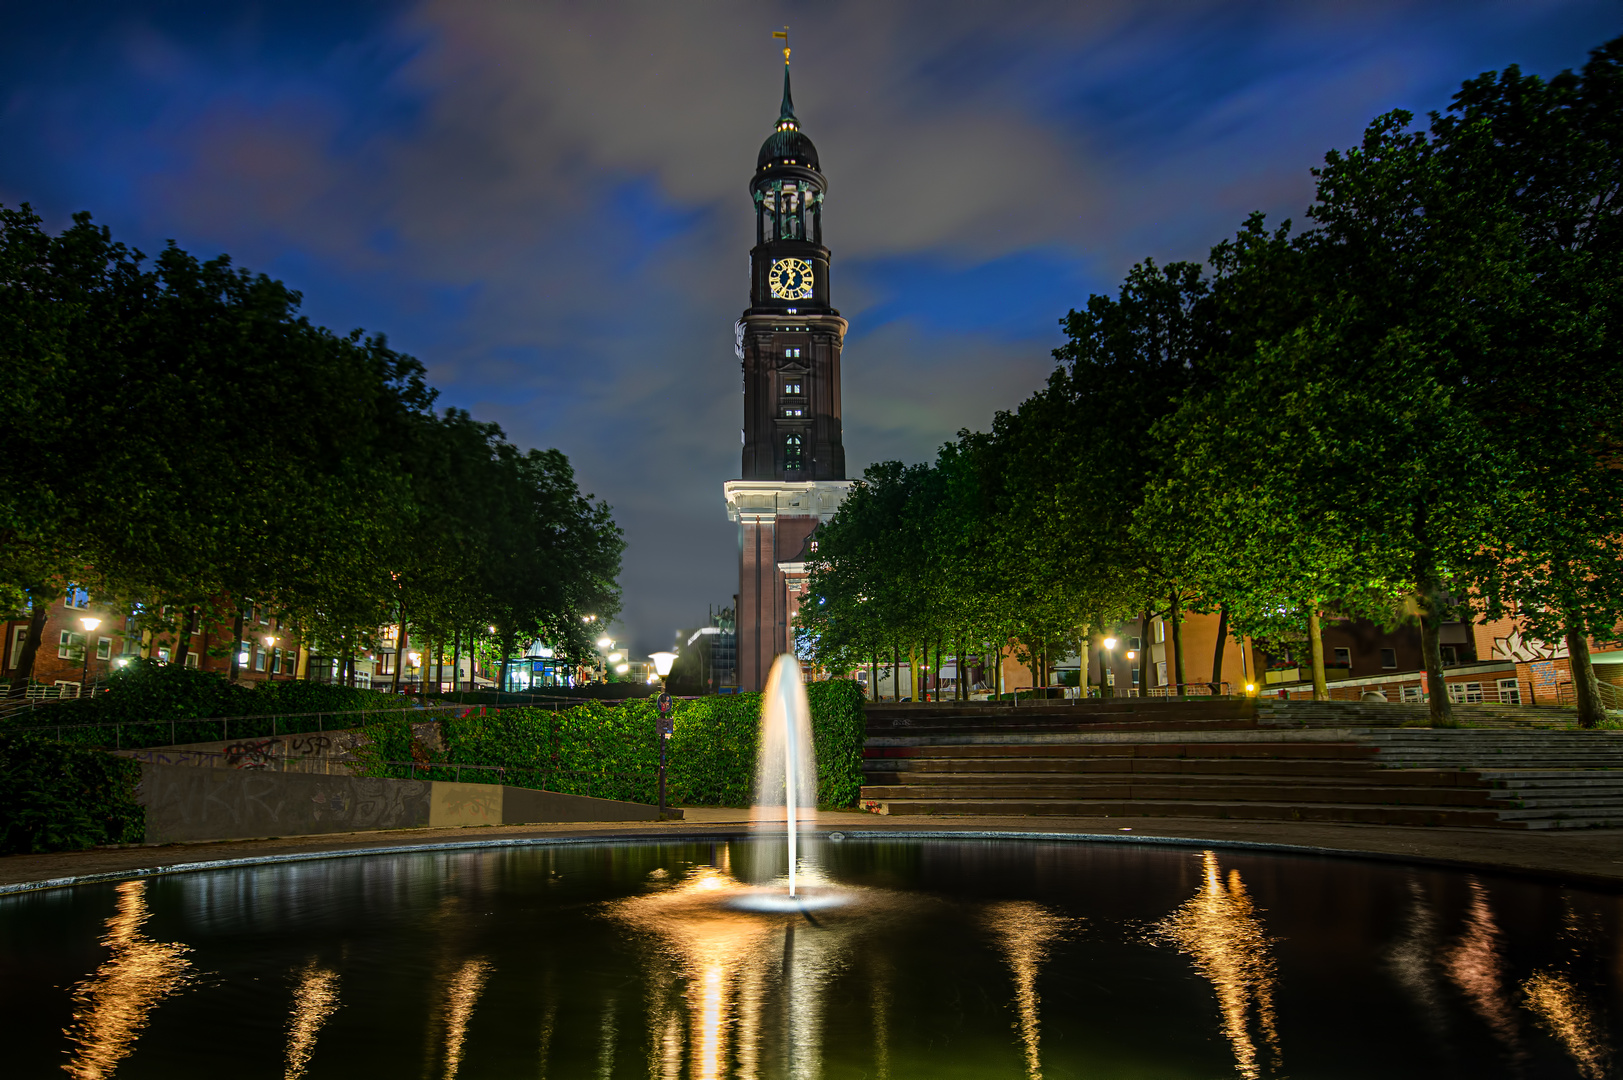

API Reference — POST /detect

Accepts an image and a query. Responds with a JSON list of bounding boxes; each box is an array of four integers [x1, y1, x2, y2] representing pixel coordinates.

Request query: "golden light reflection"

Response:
[[1151, 852, 1281, 1080], [284, 961, 340, 1080], [441, 957, 492, 1080], [1385, 878, 1448, 1036], [1523, 970, 1611, 1079], [609, 862, 876, 1080], [1443, 881, 1523, 1060], [985, 900, 1072, 1080], [1521, 907, 1613, 1079], [63, 879, 195, 1080]]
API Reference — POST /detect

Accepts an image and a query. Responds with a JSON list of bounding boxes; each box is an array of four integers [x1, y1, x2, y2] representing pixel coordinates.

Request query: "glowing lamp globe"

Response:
[[650, 651, 678, 678]]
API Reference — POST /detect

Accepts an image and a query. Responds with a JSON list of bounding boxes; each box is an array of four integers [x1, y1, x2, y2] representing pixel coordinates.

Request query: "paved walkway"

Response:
[[7, 810, 1623, 893]]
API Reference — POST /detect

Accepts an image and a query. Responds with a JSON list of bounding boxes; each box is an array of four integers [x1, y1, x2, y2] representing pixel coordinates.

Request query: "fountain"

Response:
[[735, 654, 847, 912]]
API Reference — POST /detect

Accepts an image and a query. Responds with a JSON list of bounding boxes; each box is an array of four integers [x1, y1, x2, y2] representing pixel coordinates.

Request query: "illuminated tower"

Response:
[[724, 41, 852, 690]]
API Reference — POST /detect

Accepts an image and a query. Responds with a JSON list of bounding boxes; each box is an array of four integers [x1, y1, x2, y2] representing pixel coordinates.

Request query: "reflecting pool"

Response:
[[2, 836, 1621, 1078]]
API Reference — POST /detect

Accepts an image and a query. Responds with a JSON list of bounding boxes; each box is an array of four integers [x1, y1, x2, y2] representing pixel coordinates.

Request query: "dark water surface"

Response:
[[2, 836, 1620, 1079]]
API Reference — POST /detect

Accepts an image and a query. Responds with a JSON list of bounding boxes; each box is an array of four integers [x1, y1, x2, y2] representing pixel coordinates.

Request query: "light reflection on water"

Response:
[[62, 880, 194, 1079], [6, 839, 1623, 1078], [1150, 851, 1282, 1080]]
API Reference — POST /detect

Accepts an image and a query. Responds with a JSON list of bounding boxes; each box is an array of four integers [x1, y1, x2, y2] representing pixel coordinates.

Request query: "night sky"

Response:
[[4, 1, 1616, 656]]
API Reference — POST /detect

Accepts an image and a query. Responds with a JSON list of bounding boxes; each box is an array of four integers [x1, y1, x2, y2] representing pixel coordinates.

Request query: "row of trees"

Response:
[[0, 206, 624, 695], [799, 37, 1623, 726]]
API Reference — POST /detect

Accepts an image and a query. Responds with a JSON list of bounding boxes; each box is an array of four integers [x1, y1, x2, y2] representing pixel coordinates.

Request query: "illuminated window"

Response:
[[785, 347, 802, 358], [785, 382, 802, 394], [785, 433, 804, 471], [784, 408, 803, 417], [96, 638, 112, 660], [64, 586, 90, 609], [58, 630, 80, 659]]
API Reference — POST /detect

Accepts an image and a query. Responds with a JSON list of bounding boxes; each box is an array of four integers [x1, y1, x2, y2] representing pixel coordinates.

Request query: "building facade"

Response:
[[725, 51, 852, 690]]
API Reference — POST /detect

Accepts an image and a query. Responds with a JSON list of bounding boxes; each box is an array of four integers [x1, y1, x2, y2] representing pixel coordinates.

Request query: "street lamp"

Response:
[[650, 651, 679, 820], [264, 635, 277, 681], [78, 617, 100, 695], [1102, 636, 1118, 698]]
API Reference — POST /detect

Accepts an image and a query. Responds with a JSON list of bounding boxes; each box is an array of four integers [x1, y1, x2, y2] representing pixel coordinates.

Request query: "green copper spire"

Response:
[[779, 60, 797, 125]]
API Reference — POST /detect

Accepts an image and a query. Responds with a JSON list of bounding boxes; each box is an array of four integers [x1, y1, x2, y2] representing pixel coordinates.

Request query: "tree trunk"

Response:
[[452, 628, 461, 693], [956, 642, 965, 701], [1169, 590, 1186, 696], [1416, 579, 1454, 726], [228, 605, 246, 683], [1210, 604, 1230, 696], [171, 606, 196, 666], [392, 606, 408, 695], [1308, 609, 1328, 701], [1140, 609, 1153, 693], [870, 652, 878, 701], [893, 642, 901, 703], [436, 639, 445, 696], [7, 592, 53, 700], [1566, 621, 1605, 729]]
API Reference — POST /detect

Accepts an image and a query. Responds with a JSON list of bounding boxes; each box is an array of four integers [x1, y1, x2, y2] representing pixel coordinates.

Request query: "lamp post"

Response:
[[78, 617, 101, 695], [1102, 636, 1118, 698], [650, 651, 679, 820]]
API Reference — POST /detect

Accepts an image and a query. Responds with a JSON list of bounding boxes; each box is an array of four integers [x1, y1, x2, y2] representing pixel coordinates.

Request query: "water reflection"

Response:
[[1151, 851, 1282, 1080], [1443, 880, 1524, 1062], [609, 863, 873, 1080], [1521, 906, 1613, 1079], [985, 901, 1072, 1080], [1386, 878, 1452, 1044], [63, 879, 195, 1079], [441, 957, 492, 1080], [284, 960, 340, 1080]]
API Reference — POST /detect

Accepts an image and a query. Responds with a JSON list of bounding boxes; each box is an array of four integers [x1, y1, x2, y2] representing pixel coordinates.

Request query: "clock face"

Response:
[[769, 258, 814, 300]]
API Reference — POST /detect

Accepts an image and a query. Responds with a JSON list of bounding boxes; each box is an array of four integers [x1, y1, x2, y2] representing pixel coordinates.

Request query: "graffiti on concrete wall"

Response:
[[1492, 629, 1569, 663], [139, 764, 432, 843]]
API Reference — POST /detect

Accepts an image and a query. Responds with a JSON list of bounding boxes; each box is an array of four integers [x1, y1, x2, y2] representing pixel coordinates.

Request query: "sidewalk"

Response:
[[5, 809, 1623, 894]]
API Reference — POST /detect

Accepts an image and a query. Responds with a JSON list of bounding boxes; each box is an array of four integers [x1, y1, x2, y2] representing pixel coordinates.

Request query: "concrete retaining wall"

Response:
[[139, 762, 667, 844]]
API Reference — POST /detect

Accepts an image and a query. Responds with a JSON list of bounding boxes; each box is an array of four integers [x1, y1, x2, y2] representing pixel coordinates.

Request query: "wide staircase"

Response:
[[860, 701, 1623, 829]]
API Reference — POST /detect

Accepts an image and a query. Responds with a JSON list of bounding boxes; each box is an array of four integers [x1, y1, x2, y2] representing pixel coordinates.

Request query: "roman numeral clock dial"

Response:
[[769, 257, 813, 300]]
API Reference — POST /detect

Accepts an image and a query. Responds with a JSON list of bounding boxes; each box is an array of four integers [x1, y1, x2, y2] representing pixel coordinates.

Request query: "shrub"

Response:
[[353, 679, 868, 808], [0, 734, 145, 854]]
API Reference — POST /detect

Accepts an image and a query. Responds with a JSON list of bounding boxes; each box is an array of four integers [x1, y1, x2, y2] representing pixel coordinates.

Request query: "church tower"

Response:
[[724, 41, 852, 690]]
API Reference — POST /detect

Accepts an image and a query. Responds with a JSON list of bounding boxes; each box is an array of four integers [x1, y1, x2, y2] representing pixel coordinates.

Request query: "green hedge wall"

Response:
[[353, 679, 867, 808], [0, 734, 145, 854], [5, 659, 421, 750]]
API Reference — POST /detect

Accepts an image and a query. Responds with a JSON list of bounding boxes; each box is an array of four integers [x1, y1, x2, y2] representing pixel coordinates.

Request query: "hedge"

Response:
[[352, 678, 868, 808], [0, 734, 145, 854], [4, 659, 422, 750]]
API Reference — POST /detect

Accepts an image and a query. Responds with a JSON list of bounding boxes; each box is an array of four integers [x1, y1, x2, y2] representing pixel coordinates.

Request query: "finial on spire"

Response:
[[772, 27, 796, 125]]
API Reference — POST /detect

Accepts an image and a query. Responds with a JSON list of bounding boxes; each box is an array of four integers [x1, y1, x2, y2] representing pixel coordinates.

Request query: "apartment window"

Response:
[[64, 585, 90, 609], [58, 630, 80, 660], [1440, 645, 1458, 665], [157, 647, 171, 662], [785, 433, 804, 471], [1131, 667, 1141, 685], [1448, 682, 1484, 704], [96, 638, 112, 661], [8, 627, 25, 669], [1496, 678, 1521, 705], [254, 648, 267, 672], [784, 347, 802, 358], [1154, 620, 1165, 644], [1380, 648, 1397, 669], [379, 654, 396, 675], [185, 652, 200, 669], [784, 408, 803, 417], [243, 605, 256, 624], [785, 381, 802, 394], [259, 608, 270, 625], [1333, 648, 1351, 667], [1129, 636, 1142, 652]]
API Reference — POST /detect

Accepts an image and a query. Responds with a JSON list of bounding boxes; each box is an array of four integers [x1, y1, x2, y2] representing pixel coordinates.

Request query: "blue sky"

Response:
[[3, 0, 1617, 653]]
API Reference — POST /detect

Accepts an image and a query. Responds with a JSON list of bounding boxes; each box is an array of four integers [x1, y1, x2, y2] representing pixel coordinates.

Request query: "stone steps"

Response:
[[861, 796, 1510, 828], [861, 780, 1501, 807]]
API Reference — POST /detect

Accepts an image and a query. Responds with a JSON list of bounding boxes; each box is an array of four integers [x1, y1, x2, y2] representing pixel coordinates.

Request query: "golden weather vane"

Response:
[[772, 26, 789, 62]]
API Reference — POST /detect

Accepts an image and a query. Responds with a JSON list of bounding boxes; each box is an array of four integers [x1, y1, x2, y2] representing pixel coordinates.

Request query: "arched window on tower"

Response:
[[785, 433, 804, 472]]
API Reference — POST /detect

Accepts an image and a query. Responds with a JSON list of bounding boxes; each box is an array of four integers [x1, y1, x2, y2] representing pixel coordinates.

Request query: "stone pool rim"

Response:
[[5, 828, 1621, 898]]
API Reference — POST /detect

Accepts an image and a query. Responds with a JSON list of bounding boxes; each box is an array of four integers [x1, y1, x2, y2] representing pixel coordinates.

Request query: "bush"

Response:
[[4, 659, 421, 750], [353, 679, 868, 808], [0, 734, 144, 854]]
